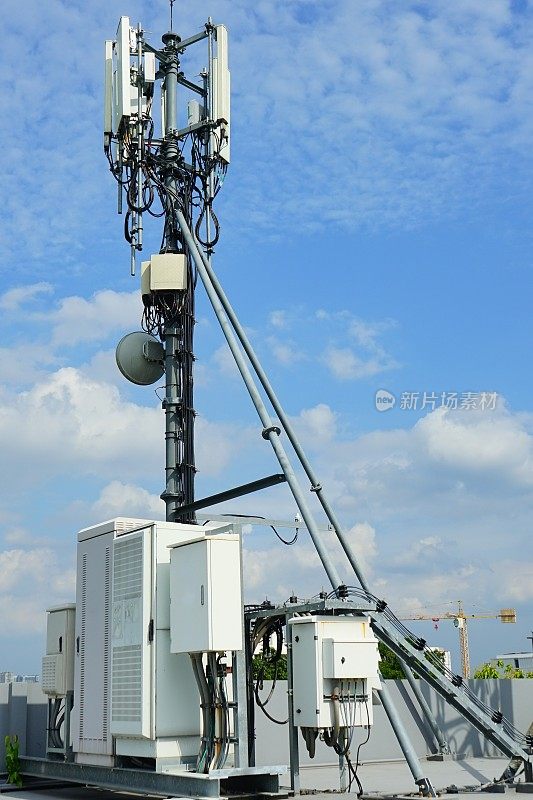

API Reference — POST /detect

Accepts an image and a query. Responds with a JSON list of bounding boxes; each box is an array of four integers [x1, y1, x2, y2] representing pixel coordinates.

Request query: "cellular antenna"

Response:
[[104, 16, 230, 521]]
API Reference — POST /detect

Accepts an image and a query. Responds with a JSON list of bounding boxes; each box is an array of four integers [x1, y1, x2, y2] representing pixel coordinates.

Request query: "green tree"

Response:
[[378, 642, 405, 679], [252, 650, 288, 680], [5, 735, 23, 788], [473, 659, 533, 679]]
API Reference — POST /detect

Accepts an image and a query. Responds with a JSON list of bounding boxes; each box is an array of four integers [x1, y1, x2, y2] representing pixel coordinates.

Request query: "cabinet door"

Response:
[[170, 540, 210, 653], [73, 534, 113, 754], [111, 528, 152, 737]]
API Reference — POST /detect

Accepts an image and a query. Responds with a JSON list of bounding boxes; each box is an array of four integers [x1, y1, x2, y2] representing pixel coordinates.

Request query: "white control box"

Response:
[[150, 253, 187, 291], [169, 533, 243, 653], [42, 603, 76, 697], [290, 616, 380, 729], [141, 254, 188, 297]]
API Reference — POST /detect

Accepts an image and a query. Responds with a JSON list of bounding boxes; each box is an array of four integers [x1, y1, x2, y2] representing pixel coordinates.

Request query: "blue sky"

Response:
[[1, 0, 533, 675]]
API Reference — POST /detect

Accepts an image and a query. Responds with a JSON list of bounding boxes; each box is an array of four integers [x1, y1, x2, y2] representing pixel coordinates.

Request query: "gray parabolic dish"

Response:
[[116, 331, 164, 385]]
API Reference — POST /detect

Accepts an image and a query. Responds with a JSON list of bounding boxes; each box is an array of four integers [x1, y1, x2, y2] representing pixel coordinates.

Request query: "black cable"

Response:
[[254, 653, 288, 725], [349, 699, 371, 797], [272, 524, 297, 545]]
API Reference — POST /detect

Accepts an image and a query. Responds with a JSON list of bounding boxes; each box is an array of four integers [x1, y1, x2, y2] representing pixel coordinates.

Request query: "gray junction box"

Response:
[[289, 616, 380, 730]]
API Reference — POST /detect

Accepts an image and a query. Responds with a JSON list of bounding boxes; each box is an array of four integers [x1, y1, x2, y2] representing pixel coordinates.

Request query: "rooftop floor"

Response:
[[299, 755, 510, 795]]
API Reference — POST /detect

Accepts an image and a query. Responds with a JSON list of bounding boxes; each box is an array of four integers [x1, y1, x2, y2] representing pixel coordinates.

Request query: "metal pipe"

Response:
[[285, 617, 300, 793], [175, 209, 342, 590], [402, 665, 449, 754], [378, 682, 436, 797], [161, 39, 180, 523], [182, 224, 369, 589], [176, 217, 444, 787], [163, 36, 179, 133], [136, 24, 144, 253], [186, 236, 449, 751]]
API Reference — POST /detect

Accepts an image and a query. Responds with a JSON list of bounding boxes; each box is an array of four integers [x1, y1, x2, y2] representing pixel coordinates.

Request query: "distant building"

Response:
[[429, 646, 452, 673], [494, 652, 533, 672], [0, 672, 39, 684]]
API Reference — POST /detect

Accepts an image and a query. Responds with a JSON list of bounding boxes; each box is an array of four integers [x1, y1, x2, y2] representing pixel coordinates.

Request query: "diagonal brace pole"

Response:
[[175, 208, 342, 591], [175, 210, 436, 795], [176, 212, 449, 758]]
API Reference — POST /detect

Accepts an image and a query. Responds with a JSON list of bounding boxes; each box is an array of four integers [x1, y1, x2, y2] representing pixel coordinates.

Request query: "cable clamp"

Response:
[[262, 425, 281, 440], [310, 483, 322, 493]]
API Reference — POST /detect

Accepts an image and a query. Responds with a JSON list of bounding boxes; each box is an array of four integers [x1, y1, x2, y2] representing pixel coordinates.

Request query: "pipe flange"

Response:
[[261, 425, 281, 440]]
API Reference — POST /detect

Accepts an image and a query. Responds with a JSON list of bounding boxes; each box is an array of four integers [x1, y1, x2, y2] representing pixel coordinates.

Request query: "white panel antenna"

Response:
[[187, 99, 204, 127], [144, 52, 156, 83], [104, 41, 114, 140], [212, 25, 230, 164], [114, 16, 134, 134]]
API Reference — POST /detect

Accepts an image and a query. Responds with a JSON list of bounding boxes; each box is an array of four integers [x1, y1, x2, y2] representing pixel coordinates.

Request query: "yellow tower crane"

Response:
[[399, 601, 516, 678]]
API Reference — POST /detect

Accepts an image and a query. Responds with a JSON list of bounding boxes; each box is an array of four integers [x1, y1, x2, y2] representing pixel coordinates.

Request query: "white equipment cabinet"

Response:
[[289, 616, 380, 729], [169, 533, 243, 653], [42, 604, 76, 697], [72, 518, 146, 764], [72, 517, 236, 769]]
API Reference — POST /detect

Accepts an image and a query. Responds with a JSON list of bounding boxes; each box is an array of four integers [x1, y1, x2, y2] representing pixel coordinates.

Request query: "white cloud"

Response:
[[0, 282, 52, 311], [0, 548, 52, 593], [2, 1, 532, 264], [91, 481, 164, 521], [263, 306, 399, 378], [295, 402, 338, 444], [0, 546, 75, 635], [320, 312, 399, 380], [267, 336, 306, 366], [344, 522, 378, 576], [0, 367, 162, 484], [195, 415, 255, 476], [323, 346, 388, 380], [0, 364, 259, 490], [222, 0, 533, 239], [269, 310, 288, 329], [212, 343, 241, 378], [49, 289, 142, 347], [494, 561, 533, 602], [417, 406, 533, 484], [0, 343, 60, 387]]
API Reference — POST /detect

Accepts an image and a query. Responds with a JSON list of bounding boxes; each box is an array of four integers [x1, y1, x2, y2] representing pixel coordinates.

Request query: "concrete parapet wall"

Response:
[[0, 679, 531, 771]]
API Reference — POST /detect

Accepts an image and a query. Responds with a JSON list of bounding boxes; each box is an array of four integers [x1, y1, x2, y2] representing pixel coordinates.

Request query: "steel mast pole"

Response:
[[160, 31, 196, 522]]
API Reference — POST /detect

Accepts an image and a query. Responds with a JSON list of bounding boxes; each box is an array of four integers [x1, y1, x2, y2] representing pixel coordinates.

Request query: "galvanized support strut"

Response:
[[175, 211, 437, 795], [179, 220, 449, 755], [175, 209, 342, 591]]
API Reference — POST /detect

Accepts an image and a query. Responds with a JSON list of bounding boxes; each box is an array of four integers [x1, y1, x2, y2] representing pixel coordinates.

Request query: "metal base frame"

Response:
[[20, 757, 286, 799]]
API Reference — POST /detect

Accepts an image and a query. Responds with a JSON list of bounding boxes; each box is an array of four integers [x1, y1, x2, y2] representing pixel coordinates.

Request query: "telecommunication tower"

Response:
[[93, 9, 533, 796], [105, 15, 229, 522]]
